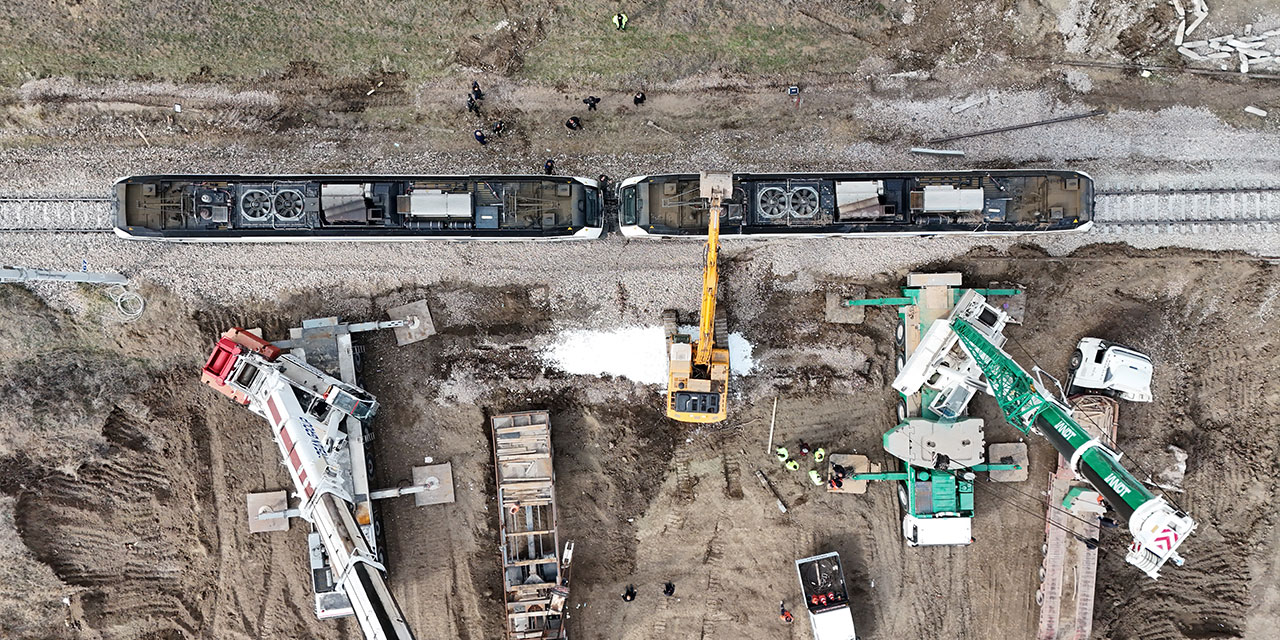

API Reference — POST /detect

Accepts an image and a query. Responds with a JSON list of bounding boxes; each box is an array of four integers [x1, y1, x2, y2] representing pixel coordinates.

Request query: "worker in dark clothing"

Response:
[[466, 95, 480, 115], [471, 81, 484, 101], [779, 601, 794, 623], [491, 120, 506, 137], [612, 12, 628, 30], [597, 174, 610, 192], [565, 116, 582, 130], [633, 91, 646, 106], [1099, 516, 1119, 529], [543, 159, 555, 175], [621, 584, 636, 601], [798, 441, 811, 457], [829, 476, 844, 490], [832, 463, 847, 479], [583, 95, 601, 111], [473, 129, 488, 145], [663, 581, 675, 597]]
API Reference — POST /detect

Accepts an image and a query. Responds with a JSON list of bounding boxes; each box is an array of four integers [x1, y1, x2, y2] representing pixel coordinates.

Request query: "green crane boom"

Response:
[[898, 292, 1197, 579]]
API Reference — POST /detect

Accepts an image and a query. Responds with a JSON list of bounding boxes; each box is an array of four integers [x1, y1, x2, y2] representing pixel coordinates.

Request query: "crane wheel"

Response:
[[895, 321, 905, 346], [1069, 349, 1083, 370]]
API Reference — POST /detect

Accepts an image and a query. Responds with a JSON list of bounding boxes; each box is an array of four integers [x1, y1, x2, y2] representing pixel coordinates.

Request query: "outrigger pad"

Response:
[[387, 299, 436, 346], [824, 287, 866, 324], [828, 454, 879, 495], [987, 443, 1029, 483], [247, 490, 290, 533], [413, 463, 456, 506]]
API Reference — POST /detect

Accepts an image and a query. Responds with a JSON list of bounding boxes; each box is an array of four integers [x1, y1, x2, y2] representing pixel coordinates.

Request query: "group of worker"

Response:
[[467, 78, 650, 155], [775, 441, 827, 486], [620, 581, 676, 602]]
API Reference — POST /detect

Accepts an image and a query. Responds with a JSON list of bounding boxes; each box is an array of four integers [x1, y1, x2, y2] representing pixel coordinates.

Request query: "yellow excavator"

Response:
[[665, 171, 732, 423]]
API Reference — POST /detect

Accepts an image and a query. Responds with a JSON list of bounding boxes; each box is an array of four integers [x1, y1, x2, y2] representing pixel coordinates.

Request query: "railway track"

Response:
[[1092, 186, 1280, 234], [0, 197, 115, 233]]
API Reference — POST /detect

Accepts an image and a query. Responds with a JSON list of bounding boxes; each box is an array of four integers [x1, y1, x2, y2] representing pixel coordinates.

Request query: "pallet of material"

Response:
[[492, 410, 568, 640]]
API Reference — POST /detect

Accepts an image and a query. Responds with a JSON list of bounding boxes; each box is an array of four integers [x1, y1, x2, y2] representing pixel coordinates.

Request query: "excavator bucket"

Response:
[[699, 171, 733, 199]]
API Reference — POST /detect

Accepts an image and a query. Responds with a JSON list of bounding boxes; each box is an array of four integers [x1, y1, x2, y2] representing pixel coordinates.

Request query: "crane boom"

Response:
[[895, 291, 1196, 579], [694, 191, 723, 366], [202, 329, 415, 640]]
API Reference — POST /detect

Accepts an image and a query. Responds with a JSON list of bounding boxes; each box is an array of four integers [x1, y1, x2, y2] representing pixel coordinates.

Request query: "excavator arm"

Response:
[[694, 190, 722, 367], [895, 292, 1196, 579]]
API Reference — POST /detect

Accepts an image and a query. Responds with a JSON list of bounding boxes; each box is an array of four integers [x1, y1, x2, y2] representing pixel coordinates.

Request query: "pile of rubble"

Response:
[[1173, 0, 1280, 74]]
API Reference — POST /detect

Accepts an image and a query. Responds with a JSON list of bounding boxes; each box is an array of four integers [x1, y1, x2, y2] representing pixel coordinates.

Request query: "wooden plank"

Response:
[[506, 529, 556, 537], [507, 597, 551, 607], [504, 557, 560, 567]]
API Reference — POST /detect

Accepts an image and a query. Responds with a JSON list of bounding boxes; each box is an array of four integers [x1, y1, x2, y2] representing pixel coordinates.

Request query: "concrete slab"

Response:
[[413, 463, 456, 506], [387, 299, 436, 346], [828, 454, 881, 494], [247, 490, 290, 533], [824, 288, 866, 324], [988, 443, 1030, 482], [907, 272, 962, 288]]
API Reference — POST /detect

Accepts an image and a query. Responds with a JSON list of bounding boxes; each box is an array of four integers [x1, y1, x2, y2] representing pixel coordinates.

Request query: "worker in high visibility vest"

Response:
[[775, 446, 788, 462], [814, 447, 826, 463], [613, 12, 628, 30], [808, 469, 823, 485], [785, 459, 799, 471]]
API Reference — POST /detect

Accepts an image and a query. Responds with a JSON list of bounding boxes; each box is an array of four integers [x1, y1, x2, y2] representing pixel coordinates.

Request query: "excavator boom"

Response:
[[694, 192, 722, 366]]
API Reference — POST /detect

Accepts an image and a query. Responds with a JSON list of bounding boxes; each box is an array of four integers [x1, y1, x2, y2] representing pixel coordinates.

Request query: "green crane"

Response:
[[896, 291, 1196, 579]]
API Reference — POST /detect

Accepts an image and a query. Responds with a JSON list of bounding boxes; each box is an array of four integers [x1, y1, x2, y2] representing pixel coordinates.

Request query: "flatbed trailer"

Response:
[[1036, 395, 1118, 640], [492, 411, 570, 640]]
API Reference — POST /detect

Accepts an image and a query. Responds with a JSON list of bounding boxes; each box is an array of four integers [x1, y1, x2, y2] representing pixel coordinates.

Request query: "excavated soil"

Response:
[[0, 246, 1275, 640]]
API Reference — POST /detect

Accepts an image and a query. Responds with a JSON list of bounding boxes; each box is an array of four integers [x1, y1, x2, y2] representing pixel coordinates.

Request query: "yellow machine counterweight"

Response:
[[665, 172, 733, 423]]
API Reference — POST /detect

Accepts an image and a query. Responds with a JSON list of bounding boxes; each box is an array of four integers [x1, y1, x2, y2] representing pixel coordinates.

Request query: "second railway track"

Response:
[[0, 197, 115, 233], [1092, 187, 1280, 234]]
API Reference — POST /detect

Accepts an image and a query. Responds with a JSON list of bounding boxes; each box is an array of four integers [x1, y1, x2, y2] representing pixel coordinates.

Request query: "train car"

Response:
[[114, 174, 604, 241], [618, 170, 1093, 237]]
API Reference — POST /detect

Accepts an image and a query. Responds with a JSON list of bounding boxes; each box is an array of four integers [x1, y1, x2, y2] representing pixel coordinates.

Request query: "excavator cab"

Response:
[[665, 171, 733, 423]]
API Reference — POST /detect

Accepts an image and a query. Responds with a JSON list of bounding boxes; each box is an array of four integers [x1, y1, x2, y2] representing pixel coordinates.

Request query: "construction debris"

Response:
[[909, 147, 966, 157], [1170, 0, 1280, 75], [1244, 105, 1269, 117]]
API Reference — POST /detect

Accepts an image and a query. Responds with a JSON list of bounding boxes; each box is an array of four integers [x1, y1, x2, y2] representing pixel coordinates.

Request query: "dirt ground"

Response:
[[0, 245, 1276, 640], [2, 0, 1280, 639]]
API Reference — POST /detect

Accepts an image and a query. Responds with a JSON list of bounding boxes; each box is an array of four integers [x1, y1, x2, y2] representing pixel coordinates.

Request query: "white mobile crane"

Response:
[[201, 327, 415, 640], [894, 291, 1196, 579]]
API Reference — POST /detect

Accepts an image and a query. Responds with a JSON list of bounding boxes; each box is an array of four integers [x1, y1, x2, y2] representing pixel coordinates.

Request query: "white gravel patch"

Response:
[[542, 325, 754, 385]]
